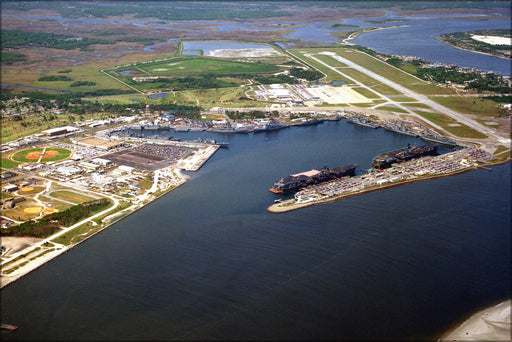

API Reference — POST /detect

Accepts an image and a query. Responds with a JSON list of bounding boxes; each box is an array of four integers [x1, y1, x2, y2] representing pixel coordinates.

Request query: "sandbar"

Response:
[[439, 300, 511, 341]]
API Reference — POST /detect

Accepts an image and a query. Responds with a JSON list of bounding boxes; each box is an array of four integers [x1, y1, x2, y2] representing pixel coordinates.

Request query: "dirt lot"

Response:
[[1, 236, 43, 256]]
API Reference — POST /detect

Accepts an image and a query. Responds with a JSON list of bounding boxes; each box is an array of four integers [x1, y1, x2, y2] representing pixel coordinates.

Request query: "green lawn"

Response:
[[135, 57, 280, 76], [1, 158, 19, 168]]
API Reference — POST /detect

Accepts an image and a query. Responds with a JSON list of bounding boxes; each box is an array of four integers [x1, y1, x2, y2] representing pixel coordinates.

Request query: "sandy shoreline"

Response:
[[439, 300, 511, 341]]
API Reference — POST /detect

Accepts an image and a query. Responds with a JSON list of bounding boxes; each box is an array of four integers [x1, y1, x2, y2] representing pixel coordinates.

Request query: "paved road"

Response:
[[317, 51, 510, 144]]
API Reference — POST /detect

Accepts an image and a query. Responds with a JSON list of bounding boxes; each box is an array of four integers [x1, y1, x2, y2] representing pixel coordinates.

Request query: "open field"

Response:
[[133, 57, 281, 76], [350, 86, 380, 99], [3, 201, 43, 221], [49, 191, 99, 204], [431, 96, 508, 117], [375, 105, 409, 113], [414, 110, 488, 138]]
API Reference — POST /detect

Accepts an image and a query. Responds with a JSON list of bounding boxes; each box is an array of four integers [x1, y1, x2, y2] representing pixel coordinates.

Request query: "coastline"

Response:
[[438, 300, 511, 341], [437, 37, 512, 61], [0, 172, 191, 289], [267, 159, 509, 214]]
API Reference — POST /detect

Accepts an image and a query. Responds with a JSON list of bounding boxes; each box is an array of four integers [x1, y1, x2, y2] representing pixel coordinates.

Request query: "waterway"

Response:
[[2, 12, 509, 74], [1, 121, 510, 340]]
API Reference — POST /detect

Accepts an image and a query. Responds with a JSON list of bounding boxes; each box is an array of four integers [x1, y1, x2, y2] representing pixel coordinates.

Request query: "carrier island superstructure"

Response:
[[270, 163, 358, 193]]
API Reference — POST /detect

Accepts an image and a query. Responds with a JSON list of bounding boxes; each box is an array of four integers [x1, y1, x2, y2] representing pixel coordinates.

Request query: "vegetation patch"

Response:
[[431, 96, 508, 118], [52, 222, 96, 246], [1, 30, 114, 51], [1, 198, 113, 238], [49, 190, 99, 204], [414, 110, 487, 139], [350, 87, 380, 99], [1, 158, 19, 168], [375, 106, 409, 113], [1, 52, 26, 64], [439, 29, 511, 60], [70, 81, 96, 87], [38, 75, 73, 82]]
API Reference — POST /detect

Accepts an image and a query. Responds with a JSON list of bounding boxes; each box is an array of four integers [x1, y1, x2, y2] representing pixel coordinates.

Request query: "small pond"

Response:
[[150, 93, 167, 99]]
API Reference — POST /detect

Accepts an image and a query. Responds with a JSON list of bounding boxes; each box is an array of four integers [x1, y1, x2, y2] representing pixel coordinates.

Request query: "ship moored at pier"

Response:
[[270, 163, 358, 193], [372, 144, 438, 169]]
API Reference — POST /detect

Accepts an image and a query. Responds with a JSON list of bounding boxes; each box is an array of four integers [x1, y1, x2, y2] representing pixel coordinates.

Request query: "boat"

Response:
[[253, 123, 287, 133], [269, 163, 358, 193], [372, 144, 438, 169], [1, 323, 18, 331]]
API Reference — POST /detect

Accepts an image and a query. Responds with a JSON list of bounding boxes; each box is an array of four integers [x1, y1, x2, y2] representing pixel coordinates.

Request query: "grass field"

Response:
[[49, 190, 98, 204], [137, 57, 280, 75], [90, 85, 265, 108], [375, 106, 409, 113], [391, 97, 417, 102], [11, 147, 72, 163], [1, 158, 19, 168], [431, 96, 507, 117], [52, 222, 95, 246], [3, 200, 42, 221], [350, 87, 380, 99], [402, 102, 432, 109], [414, 110, 488, 139]]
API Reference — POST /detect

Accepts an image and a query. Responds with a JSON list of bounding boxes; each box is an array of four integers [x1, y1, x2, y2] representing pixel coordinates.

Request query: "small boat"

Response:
[[1, 323, 18, 331]]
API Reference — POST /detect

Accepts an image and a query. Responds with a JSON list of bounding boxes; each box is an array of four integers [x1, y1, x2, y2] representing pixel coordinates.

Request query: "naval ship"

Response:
[[372, 144, 438, 169], [269, 163, 358, 193]]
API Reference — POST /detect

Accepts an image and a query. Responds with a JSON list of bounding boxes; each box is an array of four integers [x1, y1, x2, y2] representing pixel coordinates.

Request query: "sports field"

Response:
[[10, 147, 72, 164]]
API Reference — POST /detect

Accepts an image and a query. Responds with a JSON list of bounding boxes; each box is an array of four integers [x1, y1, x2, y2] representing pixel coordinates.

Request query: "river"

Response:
[[1, 120, 510, 340]]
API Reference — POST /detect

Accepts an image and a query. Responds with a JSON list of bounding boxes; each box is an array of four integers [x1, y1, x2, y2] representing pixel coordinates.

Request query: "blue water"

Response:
[[1, 121, 510, 340], [182, 50, 200, 55], [1, 9, 511, 341], [150, 93, 167, 99], [1, 84, 70, 93], [350, 15, 511, 76]]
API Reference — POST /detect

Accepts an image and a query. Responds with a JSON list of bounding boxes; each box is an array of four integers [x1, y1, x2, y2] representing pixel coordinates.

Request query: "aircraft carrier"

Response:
[[270, 163, 358, 193], [372, 144, 438, 169]]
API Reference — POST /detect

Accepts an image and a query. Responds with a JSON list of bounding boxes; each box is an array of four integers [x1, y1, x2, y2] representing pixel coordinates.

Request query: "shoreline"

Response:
[[438, 299, 511, 341], [437, 36, 512, 61], [0, 172, 190, 289], [267, 159, 509, 214]]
